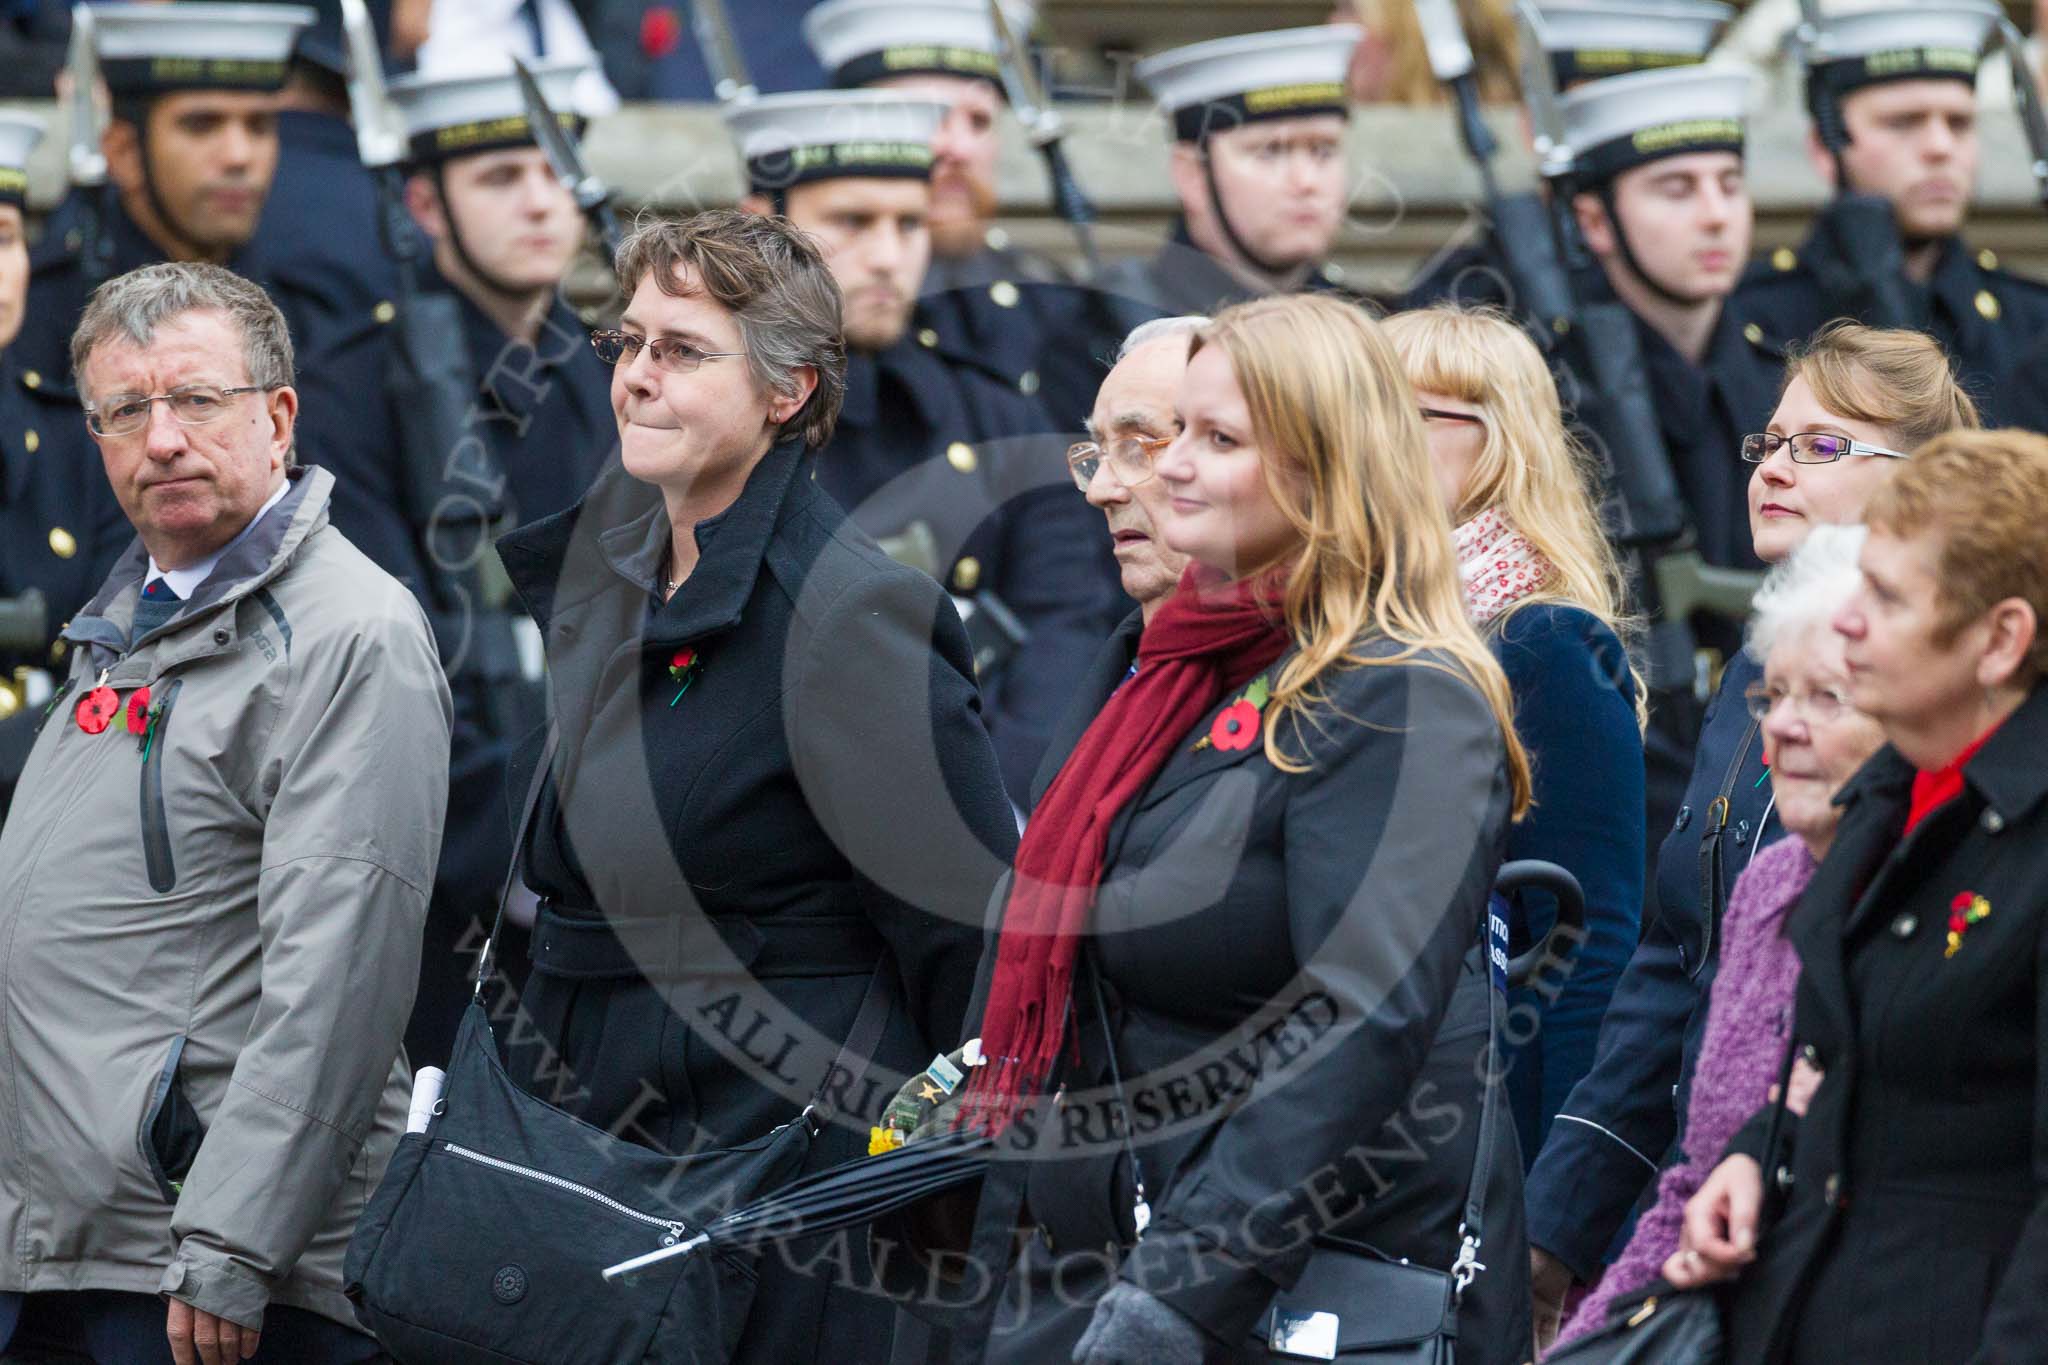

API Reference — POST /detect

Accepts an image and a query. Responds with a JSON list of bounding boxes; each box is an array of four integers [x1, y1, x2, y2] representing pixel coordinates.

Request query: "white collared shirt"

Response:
[[143, 479, 292, 599]]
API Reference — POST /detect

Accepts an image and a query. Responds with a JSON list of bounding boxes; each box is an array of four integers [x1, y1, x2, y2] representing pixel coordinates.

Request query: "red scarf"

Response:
[[1904, 719, 2004, 834], [964, 566, 1290, 1130]]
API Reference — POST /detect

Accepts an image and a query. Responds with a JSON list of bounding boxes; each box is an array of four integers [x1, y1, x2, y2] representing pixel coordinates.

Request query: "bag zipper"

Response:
[[140, 678, 183, 893], [440, 1141, 689, 1245]]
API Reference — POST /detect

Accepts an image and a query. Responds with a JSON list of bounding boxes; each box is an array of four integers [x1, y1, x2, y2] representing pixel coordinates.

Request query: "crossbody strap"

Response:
[[474, 723, 561, 1001]]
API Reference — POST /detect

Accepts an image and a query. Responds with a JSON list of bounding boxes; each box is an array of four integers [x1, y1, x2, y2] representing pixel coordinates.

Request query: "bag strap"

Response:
[[474, 723, 561, 1001]]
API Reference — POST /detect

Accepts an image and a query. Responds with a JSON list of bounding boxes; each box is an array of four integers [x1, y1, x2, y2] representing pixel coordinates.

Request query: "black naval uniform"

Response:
[[0, 352, 128, 817], [291, 271, 614, 1065], [914, 239, 1075, 414], [814, 338, 1118, 805], [1739, 229, 2048, 415]]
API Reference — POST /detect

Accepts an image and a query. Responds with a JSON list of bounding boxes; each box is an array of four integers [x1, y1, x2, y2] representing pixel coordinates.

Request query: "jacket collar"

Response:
[[499, 436, 810, 647], [1961, 681, 2048, 825], [65, 465, 331, 667], [840, 350, 881, 429]]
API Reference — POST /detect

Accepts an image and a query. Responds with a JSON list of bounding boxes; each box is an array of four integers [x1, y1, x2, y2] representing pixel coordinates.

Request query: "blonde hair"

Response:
[[1346, 0, 1521, 106], [1191, 295, 1533, 817], [1782, 322, 1980, 450], [1864, 429, 2048, 688]]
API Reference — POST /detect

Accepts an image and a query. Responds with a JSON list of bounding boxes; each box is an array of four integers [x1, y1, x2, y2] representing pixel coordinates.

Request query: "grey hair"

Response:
[[71, 262, 297, 462], [1746, 523, 1868, 662], [1117, 314, 1209, 363]]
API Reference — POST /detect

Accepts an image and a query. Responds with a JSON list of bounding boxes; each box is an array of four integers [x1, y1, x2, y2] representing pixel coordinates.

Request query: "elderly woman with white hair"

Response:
[[1548, 524, 1887, 1352]]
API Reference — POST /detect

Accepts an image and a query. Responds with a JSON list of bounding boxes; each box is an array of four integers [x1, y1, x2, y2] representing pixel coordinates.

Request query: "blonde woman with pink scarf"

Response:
[[1387, 305, 1648, 1171]]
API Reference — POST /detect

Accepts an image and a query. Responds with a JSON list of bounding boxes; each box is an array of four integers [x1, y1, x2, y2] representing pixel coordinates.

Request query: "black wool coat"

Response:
[[493, 438, 1018, 1364], [984, 629, 1531, 1365], [1726, 682, 2048, 1365]]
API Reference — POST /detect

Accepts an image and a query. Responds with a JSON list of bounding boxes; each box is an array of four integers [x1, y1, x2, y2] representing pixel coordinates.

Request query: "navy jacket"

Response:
[[1523, 649, 1780, 1278], [1491, 605, 1645, 1163], [815, 338, 1119, 803], [0, 352, 128, 815], [1740, 224, 2048, 414]]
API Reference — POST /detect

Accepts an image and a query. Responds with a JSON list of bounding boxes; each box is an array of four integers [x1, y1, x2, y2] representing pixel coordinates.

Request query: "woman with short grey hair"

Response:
[[491, 209, 1019, 1362], [1551, 524, 1885, 1353]]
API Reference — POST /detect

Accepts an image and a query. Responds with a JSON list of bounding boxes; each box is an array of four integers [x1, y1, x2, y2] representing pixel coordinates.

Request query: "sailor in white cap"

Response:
[[281, 58, 617, 1069], [803, 0, 1067, 405], [1403, 0, 1733, 309], [728, 89, 1121, 804], [0, 111, 128, 823], [1554, 65, 1782, 574], [1092, 23, 1363, 321], [1741, 0, 2048, 410], [19, 2, 313, 398]]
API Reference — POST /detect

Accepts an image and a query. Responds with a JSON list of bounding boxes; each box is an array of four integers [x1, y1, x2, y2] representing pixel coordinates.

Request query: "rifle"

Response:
[[987, 0, 1100, 278], [1523, 2, 1728, 695], [511, 56, 623, 268], [1998, 17, 2048, 210], [63, 4, 114, 285], [342, 0, 521, 705], [1792, 0, 1920, 328]]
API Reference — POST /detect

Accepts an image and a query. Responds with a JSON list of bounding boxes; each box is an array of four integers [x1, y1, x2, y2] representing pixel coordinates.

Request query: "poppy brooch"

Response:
[[1194, 673, 1271, 753], [667, 647, 702, 707], [1945, 891, 1991, 959]]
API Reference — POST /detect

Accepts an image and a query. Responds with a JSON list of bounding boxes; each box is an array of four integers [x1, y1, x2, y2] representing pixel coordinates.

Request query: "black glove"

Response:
[[1071, 1283, 1207, 1365], [1807, 193, 1926, 331]]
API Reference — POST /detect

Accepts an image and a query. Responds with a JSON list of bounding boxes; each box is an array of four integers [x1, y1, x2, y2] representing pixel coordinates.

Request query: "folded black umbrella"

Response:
[[602, 1128, 993, 1283]]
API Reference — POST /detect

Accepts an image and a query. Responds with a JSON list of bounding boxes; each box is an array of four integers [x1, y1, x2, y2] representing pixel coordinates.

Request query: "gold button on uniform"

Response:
[[916, 327, 939, 349], [23, 428, 37, 453], [1742, 322, 1764, 345], [47, 526, 75, 559], [49, 639, 66, 662], [945, 441, 977, 473], [952, 556, 982, 592], [1772, 247, 1798, 272], [22, 369, 40, 390], [988, 280, 1019, 309], [373, 300, 396, 324], [1978, 248, 1999, 271], [1976, 289, 2001, 321], [1019, 369, 1040, 396]]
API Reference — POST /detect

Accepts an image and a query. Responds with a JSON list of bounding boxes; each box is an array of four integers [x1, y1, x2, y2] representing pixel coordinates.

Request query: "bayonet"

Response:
[[64, 4, 103, 188], [1512, 0, 1572, 179], [686, 0, 756, 106], [987, 0, 1099, 275], [511, 56, 623, 266], [1999, 18, 2048, 208], [340, 0, 405, 171]]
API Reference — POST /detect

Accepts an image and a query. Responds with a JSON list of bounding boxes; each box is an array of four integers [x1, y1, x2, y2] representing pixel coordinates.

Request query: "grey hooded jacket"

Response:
[[0, 465, 451, 1330]]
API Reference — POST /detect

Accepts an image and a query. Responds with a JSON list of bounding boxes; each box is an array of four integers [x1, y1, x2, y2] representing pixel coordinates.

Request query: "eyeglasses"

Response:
[[1743, 682, 1854, 723], [1740, 431, 1908, 464], [84, 384, 272, 437], [1066, 434, 1173, 491], [1420, 406, 1485, 425], [590, 330, 745, 373]]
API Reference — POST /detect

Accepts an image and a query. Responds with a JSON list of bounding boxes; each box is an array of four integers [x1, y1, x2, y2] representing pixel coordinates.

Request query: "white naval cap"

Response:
[[1560, 65, 1750, 182], [387, 58, 591, 165], [88, 2, 314, 98], [1134, 25, 1361, 143], [1804, 0, 2001, 102], [723, 90, 947, 193], [802, 0, 1037, 89], [1531, 0, 1733, 85], [0, 111, 42, 207]]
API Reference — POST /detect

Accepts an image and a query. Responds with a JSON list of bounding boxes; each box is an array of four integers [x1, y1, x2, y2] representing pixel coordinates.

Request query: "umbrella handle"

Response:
[[602, 1231, 711, 1283]]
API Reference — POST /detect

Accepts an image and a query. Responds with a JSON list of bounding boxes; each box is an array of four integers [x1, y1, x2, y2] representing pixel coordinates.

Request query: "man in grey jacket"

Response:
[[0, 263, 451, 1364]]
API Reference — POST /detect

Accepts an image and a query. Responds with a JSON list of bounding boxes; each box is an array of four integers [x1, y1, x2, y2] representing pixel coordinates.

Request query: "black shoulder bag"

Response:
[[344, 728, 899, 1365]]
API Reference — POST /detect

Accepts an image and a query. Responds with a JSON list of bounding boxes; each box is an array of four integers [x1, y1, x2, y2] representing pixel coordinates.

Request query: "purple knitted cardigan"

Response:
[[1548, 834, 1817, 1354]]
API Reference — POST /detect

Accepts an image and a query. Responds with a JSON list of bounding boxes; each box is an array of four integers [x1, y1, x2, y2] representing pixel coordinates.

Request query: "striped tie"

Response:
[[133, 577, 182, 641]]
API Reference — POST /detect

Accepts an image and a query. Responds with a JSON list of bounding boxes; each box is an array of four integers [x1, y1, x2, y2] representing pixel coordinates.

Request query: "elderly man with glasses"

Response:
[[0, 261, 450, 1365]]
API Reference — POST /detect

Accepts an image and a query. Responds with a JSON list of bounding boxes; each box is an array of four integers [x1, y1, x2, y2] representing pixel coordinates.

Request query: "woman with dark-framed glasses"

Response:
[[490, 210, 1017, 1363], [1519, 323, 1979, 1351]]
